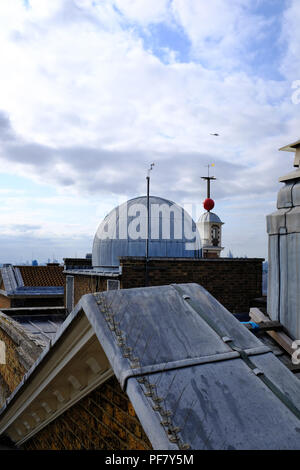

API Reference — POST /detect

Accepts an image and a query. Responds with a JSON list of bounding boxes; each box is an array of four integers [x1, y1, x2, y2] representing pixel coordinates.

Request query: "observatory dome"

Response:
[[92, 196, 201, 268]]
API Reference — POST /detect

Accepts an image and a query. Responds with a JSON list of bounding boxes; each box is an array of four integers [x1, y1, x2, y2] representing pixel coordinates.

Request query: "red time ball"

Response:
[[203, 198, 215, 211]]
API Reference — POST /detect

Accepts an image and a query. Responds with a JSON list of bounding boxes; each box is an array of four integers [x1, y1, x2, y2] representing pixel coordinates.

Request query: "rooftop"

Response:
[[198, 211, 223, 224], [0, 265, 64, 297], [10, 314, 65, 345], [279, 139, 300, 152], [1, 283, 300, 449], [15, 265, 64, 287]]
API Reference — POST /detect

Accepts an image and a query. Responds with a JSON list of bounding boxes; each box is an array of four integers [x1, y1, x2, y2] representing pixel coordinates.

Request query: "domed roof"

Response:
[[92, 195, 201, 268], [198, 212, 223, 224]]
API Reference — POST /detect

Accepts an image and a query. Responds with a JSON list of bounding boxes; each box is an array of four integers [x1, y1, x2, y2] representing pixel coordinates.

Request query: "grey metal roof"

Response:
[[10, 314, 65, 345], [92, 196, 201, 267], [1, 265, 19, 292], [63, 268, 120, 277], [0, 312, 46, 370], [87, 284, 300, 450], [0, 307, 66, 316], [9, 286, 64, 297], [2, 283, 300, 450], [198, 211, 223, 224]]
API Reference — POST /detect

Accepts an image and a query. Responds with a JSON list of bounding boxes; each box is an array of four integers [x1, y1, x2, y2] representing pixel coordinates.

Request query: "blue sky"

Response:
[[0, 0, 299, 263]]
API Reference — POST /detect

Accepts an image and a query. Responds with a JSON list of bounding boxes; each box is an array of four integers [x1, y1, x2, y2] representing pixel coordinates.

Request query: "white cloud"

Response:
[[171, 0, 269, 68], [112, 0, 169, 25], [280, 0, 300, 80], [0, 0, 297, 260]]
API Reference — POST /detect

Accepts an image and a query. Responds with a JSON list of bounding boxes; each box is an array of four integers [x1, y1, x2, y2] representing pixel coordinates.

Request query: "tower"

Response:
[[267, 139, 300, 339], [197, 168, 224, 258]]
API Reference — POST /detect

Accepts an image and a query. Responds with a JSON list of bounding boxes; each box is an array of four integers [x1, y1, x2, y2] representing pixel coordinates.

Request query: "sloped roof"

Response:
[[15, 266, 64, 287], [1, 307, 66, 344], [0, 265, 64, 297], [1, 283, 300, 449], [88, 284, 300, 450], [0, 312, 45, 370], [10, 314, 65, 345]]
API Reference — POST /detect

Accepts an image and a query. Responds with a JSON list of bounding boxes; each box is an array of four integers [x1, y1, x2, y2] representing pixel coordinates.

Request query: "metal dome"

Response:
[[198, 212, 223, 224], [92, 196, 201, 268]]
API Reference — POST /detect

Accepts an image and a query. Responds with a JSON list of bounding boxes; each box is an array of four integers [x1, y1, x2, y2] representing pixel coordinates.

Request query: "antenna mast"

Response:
[[146, 163, 155, 260], [201, 167, 216, 199], [145, 163, 154, 287]]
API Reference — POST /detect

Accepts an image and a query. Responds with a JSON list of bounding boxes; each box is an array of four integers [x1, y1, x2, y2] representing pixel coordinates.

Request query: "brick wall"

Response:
[[120, 257, 263, 313], [69, 275, 120, 307], [0, 328, 25, 402], [63, 258, 92, 270], [203, 251, 219, 259], [23, 376, 152, 450], [0, 315, 43, 407], [66, 257, 263, 314], [0, 295, 11, 309], [0, 295, 64, 309]]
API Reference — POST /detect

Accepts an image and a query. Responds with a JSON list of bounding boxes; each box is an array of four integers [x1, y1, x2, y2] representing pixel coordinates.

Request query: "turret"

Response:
[[197, 166, 224, 258]]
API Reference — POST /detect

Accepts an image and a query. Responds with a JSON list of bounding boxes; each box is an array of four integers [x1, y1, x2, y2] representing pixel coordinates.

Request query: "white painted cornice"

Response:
[[0, 311, 113, 446]]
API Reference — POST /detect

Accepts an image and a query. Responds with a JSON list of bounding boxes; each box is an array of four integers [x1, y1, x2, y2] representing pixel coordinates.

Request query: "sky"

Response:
[[0, 0, 299, 263]]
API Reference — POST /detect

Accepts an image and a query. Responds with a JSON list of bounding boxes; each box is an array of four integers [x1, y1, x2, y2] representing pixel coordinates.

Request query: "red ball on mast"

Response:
[[203, 198, 215, 212], [202, 164, 216, 211]]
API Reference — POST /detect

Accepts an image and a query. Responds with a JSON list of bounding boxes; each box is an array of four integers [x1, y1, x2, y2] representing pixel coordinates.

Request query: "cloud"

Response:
[[171, 0, 270, 69], [0, 231, 93, 264], [0, 111, 15, 141], [9, 224, 41, 232], [112, 0, 169, 25], [0, 0, 298, 260], [280, 0, 300, 80]]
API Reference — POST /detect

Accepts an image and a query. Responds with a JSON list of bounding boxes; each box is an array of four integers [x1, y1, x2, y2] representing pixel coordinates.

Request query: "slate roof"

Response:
[[1, 283, 300, 450]]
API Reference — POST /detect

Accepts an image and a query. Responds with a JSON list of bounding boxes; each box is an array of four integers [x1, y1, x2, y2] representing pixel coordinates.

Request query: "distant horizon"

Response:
[[0, 254, 270, 266]]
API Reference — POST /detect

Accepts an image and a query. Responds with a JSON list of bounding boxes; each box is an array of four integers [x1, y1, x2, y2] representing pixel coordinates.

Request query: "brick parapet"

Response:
[[120, 257, 263, 313]]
